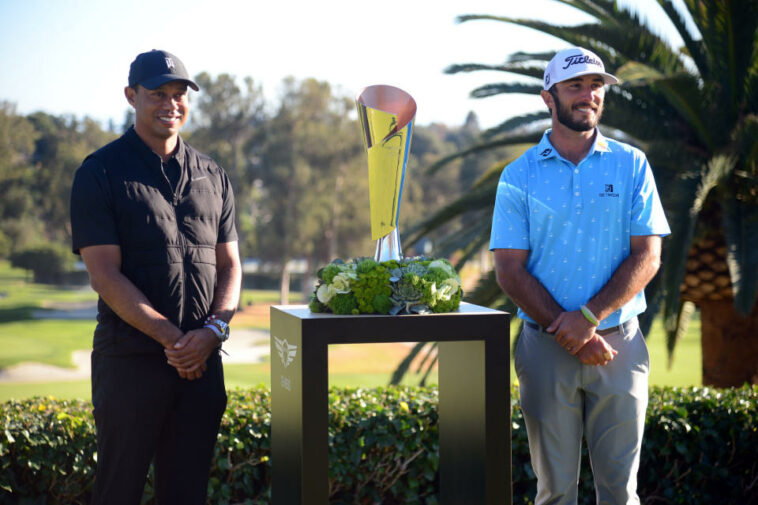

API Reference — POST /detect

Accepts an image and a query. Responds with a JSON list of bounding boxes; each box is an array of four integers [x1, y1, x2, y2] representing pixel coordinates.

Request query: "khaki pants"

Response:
[[515, 318, 649, 505]]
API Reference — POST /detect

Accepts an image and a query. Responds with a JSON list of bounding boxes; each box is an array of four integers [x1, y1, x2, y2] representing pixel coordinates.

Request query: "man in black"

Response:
[[70, 49, 241, 505]]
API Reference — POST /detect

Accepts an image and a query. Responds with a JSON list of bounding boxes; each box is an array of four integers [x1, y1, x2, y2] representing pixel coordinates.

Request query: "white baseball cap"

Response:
[[543, 47, 619, 90]]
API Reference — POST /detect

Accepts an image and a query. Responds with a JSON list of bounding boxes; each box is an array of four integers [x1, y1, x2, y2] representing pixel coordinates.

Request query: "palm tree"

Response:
[[393, 0, 758, 387]]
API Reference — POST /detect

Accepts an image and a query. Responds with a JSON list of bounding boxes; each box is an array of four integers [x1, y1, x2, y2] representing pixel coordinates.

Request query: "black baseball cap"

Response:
[[128, 49, 199, 91]]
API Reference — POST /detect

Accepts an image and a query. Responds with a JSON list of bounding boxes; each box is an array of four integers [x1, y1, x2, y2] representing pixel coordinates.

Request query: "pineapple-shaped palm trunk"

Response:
[[680, 232, 758, 387]]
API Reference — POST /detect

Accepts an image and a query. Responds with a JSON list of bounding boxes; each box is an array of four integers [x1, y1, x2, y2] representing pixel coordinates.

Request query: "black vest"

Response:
[[85, 128, 233, 355]]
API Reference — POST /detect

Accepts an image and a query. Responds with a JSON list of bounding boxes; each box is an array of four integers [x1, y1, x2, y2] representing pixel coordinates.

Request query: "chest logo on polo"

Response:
[[599, 183, 619, 198], [540, 148, 552, 157]]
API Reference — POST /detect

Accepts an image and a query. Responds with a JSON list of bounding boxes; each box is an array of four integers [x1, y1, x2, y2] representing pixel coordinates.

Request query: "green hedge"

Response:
[[1, 386, 756, 504]]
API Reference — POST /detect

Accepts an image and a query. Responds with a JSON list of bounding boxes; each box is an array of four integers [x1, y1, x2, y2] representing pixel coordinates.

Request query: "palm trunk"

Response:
[[280, 262, 290, 305], [700, 299, 758, 387], [301, 258, 315, 301]]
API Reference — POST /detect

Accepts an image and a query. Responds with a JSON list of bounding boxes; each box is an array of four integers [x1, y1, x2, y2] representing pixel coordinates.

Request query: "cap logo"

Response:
[[545, 74, 551, 86], [562, 54, 602, 70], [165, 57, 175, 71]]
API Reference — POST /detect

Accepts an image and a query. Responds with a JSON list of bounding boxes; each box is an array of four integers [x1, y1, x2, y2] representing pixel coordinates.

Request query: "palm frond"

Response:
[[663, 155, 734, 323], [445, 59, 547, 80], [554, 0, 621, 25], [417, 353, 438, 387], [746, 61, 758, 114], [444, 63, 513, 74], [656, 0, 708, 75], [601, 88, 685, 143], [389, 341, 428, 385], [653, 74, 718, 150], [404, 183, 496, 246], [505, 51, 556, 64], [441, 221, 492, 266], [699, 0, 758, 115], [721, 187, 758, 315], [463, 268, 516, 311], [615, 61, 666, 84], [470, 83, 542, 99], [482, 113, 551, 139], [428, 214, 491, 259], [471, 157, 520, 190], [664, 300, 697, 368], [639, 268, 665, 336], [425, 132, 543, 175]]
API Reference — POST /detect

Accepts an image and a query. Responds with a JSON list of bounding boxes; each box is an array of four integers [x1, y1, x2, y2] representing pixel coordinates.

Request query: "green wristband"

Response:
[[580, 305, 599, 326]]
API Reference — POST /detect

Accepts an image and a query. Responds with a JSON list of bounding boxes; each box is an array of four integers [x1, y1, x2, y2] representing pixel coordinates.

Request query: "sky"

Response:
[[0, 0, 684, 130]]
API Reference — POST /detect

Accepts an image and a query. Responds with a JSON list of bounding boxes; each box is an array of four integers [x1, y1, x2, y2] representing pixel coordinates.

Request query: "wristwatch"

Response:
[[204, 314, 230, 342]]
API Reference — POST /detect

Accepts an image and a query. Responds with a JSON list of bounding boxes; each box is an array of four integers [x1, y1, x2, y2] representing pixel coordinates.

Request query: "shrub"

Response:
[[9, 243, 74, 284], [0, 397, 95, 505], [1, 386, 756, 504]]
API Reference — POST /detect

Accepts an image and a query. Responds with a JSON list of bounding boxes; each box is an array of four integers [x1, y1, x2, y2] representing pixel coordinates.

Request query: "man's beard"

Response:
[[553, 92, 603, 132]]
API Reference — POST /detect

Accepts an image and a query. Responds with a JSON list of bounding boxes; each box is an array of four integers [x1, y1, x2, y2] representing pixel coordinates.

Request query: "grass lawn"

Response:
[[646, 315, 702, 385], [0, 269, 97, 323], [0, 320, 95, 369]]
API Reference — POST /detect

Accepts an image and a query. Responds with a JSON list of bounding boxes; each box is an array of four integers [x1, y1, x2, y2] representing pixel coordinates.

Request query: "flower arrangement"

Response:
[[309, 257, 463, 315]]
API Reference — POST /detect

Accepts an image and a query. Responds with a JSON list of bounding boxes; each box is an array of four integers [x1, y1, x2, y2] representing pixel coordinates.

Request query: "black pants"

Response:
[[90, 350, 227, 505]]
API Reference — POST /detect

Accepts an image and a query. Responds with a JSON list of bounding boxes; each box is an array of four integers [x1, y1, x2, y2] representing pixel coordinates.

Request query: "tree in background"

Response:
[[27, 113, 116, 244], [0, 104, 116, 258], [0, 102, 41, 256], [397, 0, 758, 386], [188, 72, 267, 258], [249, 77, 370, 302]]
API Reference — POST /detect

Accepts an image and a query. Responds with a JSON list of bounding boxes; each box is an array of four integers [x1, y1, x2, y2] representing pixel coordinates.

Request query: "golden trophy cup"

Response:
[[356, 84, 416, 262]]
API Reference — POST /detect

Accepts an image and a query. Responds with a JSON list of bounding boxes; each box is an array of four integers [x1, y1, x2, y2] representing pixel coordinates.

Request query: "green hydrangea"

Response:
[[353, 266, 391, 313], [331, 293, 358, 315], [309, 296, 326, 313], [356, 258, 379, 274], [372, 294, 393, 314], [320, 263, 342, 284], [423, 269, 448, 286]]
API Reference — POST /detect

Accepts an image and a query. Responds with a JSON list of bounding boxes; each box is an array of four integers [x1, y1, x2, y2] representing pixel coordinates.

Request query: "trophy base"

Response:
[[374, 228, 403, 262]]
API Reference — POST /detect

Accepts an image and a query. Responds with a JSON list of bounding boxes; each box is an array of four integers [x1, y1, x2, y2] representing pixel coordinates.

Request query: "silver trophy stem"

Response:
[[374, 228, 403, 262]]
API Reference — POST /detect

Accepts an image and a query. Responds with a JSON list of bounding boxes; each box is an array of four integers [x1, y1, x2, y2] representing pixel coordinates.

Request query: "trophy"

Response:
[[356, 85, 416, 262]]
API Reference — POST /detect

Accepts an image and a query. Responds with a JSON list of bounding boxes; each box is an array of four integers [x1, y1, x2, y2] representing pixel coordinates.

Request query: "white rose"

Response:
[[317, 283, 336, 304], [331, 273, 353, 293], [442, 278, 460, 293]]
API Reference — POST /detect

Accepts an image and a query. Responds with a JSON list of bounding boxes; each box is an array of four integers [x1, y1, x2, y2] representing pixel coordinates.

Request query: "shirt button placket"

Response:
[[572, 164, 582, 212]]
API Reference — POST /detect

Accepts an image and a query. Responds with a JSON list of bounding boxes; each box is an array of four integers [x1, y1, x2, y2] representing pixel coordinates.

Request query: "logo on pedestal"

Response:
[[274, 336, 298, 367]]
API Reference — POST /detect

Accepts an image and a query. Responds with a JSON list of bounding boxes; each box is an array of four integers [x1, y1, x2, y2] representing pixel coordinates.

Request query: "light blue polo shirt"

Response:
[[489, 128, 670, 329]]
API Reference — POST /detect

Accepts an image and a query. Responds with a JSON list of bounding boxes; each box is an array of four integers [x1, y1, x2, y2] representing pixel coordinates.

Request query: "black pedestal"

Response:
[[270, 302, 511, 505]]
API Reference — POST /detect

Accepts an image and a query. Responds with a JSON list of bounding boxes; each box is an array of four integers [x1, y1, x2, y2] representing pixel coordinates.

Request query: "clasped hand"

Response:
[[164, 328, 218, 380], [546, 310, 617, 365]]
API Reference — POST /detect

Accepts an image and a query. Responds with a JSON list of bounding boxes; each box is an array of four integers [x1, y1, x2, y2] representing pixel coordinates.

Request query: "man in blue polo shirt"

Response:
[[490, 47, 670, 504]]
